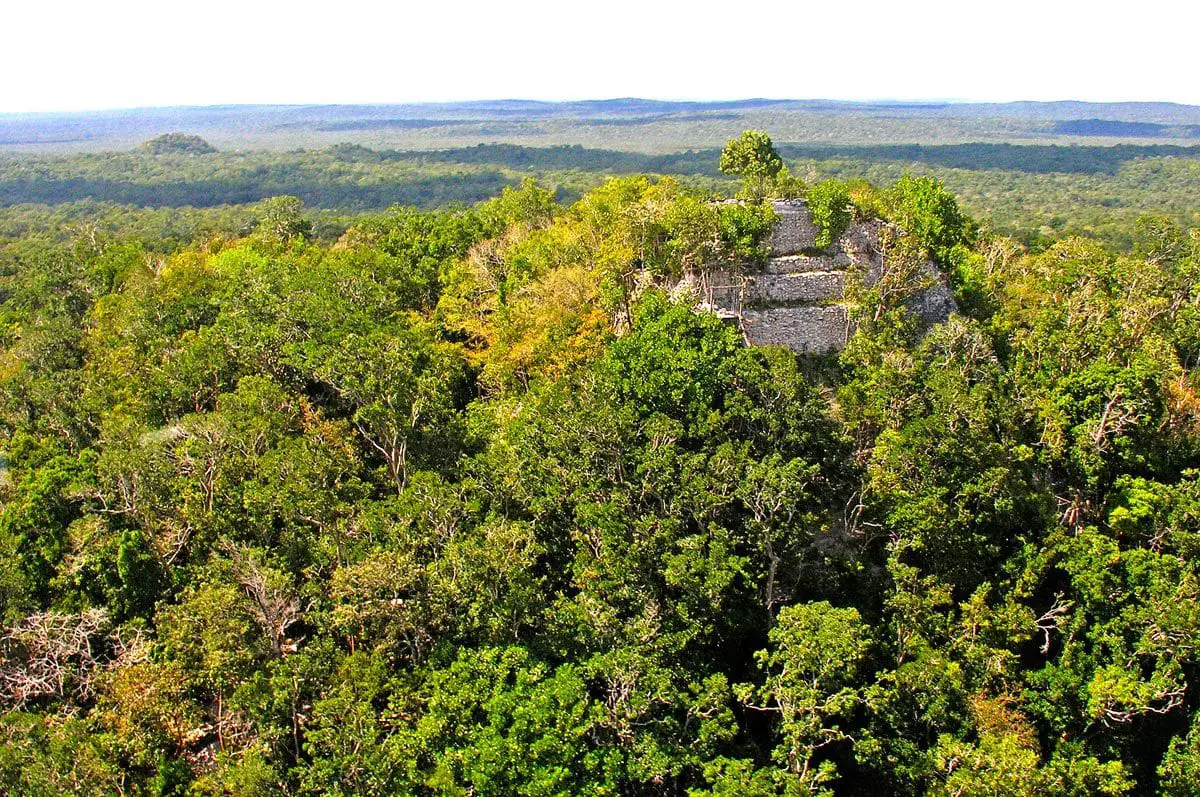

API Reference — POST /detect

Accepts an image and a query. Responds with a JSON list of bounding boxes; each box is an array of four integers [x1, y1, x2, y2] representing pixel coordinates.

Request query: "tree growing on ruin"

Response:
[[719, 130, 784, 200]]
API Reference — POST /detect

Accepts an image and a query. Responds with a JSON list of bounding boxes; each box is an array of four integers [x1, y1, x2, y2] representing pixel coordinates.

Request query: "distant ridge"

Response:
[[4, 98, 1200, 120], [5, 98, 1200, 153]]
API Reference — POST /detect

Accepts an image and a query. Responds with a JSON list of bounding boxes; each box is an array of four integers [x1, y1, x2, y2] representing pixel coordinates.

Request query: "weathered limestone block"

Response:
[[705, 270, 846, 307], [762, 253, 849, 274], [738, 305, 850, 354], [908, 274, 957, 325], [839, 219, 887, 262], [765, 200, 820, 255], [743, 271, 846, 305]]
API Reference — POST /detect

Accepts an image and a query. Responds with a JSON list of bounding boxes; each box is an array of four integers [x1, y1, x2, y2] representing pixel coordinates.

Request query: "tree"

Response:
[[0, 713, 123, 796], [719, 130, 784, 199], [886, 175, 975, 264], [382, 647, 620, 795], [807, 179, 852, 249], [254, 196, 311, 245], [3, 162, 1200, 795], [309, 324, 469, 494], [737, 602, 870, 794]]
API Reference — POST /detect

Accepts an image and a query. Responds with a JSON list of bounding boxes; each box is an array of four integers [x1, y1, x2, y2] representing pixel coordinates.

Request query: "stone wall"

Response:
[[738, 305, 850, 354], [765, 199, 821, 254], [682, 199, 955, 354]]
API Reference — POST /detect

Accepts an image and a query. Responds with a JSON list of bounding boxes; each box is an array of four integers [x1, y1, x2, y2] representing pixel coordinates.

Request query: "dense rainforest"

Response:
[[4, 133, 1200, 249], [0, 134, 1199, 796]]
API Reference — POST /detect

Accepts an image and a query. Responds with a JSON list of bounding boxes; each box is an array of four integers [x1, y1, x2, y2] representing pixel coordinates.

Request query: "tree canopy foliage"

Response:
[[0, 146, 1198, 795], [2, 137, 1199, 250], [719, 130, 785, 199]]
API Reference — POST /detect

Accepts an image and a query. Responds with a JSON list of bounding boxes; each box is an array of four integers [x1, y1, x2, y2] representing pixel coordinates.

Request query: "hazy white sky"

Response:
[[2, 0, 1197, 113]]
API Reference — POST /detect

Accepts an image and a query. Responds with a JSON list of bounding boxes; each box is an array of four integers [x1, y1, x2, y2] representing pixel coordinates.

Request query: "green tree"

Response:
[[0, 713, 123, 796], [886, 175, 975, 264], [254, 195, 311, 245], [737, 602, 870, 795], [719, 130, 784, 199], [806, 179, 852, 249]]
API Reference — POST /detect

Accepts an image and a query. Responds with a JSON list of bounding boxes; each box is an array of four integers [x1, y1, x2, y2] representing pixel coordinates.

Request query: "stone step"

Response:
[[737, 305, 850, 355], [762, 253, 850, 274], [737, 271, 846, 305], [766, 201, 819, 255]]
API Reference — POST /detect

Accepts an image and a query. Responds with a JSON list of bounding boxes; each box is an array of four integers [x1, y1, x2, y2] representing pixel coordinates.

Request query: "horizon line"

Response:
[[3, 96, 1199, 118]]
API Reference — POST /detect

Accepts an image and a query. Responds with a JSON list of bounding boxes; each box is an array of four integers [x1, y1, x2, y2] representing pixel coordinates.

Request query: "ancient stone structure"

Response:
[[681, 199, 956, 354]]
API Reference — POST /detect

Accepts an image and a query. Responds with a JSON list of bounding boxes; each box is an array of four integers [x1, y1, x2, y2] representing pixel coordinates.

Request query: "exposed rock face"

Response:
[[684, 199, 955, 354]]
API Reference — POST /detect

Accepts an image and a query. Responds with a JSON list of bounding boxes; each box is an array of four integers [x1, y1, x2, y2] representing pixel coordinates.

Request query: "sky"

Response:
[[2, 0, 1198, 113]]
